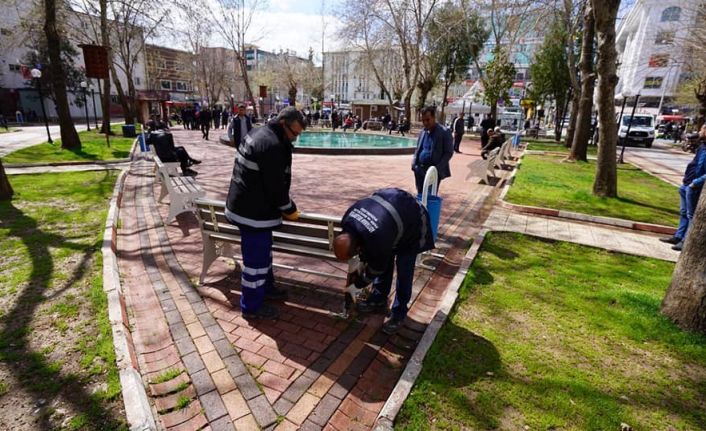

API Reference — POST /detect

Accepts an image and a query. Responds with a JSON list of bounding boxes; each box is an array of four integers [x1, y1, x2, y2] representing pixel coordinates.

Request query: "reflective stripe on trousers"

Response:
[[239, 227, 274, 313]]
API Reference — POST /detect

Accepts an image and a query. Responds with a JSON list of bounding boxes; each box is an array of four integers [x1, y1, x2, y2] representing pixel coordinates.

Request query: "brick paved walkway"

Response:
[[485, 207, 680, 262], [117, 128, 496, 430]]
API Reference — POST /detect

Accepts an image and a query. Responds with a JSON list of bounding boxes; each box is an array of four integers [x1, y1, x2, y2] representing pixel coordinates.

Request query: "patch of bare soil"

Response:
[[0, 251, 126, 430]]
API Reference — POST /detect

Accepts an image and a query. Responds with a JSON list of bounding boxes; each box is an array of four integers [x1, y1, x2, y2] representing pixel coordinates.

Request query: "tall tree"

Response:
[[662, 192, 706, 334], [569, 0, 596, 162], [340, 0, 439, 121], [44, 0, 81, 149], [426, 1, 486, 122], [481, 47, 516, 121], [109, 0, 169, 124], [591, 0, 620, 198], [209, 0, 266, 118], [0, 160, 13, 201], [529, 20, 572, 142]]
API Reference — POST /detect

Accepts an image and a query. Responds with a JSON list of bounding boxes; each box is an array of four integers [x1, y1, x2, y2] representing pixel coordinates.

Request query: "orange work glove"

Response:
[[282, 210, 300, 221]]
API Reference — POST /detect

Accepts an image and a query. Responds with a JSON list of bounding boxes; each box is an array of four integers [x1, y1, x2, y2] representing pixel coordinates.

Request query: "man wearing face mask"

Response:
[[224, 107, 306, 320]]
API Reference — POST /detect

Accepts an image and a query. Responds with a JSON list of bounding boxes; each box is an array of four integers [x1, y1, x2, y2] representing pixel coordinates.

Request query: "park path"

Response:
[[115, 128, 497, 430], [485, 207, 680, 262]]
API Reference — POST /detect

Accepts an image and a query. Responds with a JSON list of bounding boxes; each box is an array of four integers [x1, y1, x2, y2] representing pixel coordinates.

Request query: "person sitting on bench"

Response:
[[481, 126, 504, 160], [149, 130, 201, 176], [333, 188, 435, 334]]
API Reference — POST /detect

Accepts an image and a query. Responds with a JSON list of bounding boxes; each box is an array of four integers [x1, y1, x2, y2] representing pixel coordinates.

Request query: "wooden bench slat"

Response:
[[207, 232, 338, 260]]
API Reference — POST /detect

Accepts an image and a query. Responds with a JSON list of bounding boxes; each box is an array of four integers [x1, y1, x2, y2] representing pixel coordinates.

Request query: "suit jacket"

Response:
[[228, 115, 253, 147], [411, 124, 453, 180]]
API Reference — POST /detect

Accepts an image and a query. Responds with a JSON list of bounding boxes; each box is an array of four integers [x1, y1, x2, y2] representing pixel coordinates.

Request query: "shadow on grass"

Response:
[[616, 195, 679, 216], [0, 202, 124, 429]]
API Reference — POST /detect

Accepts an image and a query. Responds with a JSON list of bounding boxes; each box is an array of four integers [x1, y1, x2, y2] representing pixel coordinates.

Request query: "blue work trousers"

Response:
[[239, 227, 275, 313], [368, 251, 417, 321], [675, 184, 701, 241]]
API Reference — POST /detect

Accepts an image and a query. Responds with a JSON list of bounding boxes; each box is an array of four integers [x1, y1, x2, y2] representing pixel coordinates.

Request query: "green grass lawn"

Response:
[[396, 232, 706, 431], [0, 171, 126, 429], [504, 154, 680, 226], [3, 123, 141, 164], [526, 140, 598, 156], [0, 127, 17, 134]]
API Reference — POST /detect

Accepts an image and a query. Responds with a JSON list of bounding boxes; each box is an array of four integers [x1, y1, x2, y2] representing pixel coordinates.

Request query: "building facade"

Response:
[[616, 0, 704, 114], [0, 4, 147, 121]]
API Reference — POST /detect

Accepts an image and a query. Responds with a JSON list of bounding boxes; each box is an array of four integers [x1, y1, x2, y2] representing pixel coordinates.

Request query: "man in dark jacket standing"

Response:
[[227, 104, 253, 148], [660, 124, 706, 251], [480, 114, 494, 149], [225, 107, 306, 319], [200, 108, 212, 140], [452, 112, 465, 153], [333, 188, 435, 334], [412, 106, 454, 195]]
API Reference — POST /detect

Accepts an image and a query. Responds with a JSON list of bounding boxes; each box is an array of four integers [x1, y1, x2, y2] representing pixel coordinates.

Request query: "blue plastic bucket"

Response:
[[418, 194, 443, 241]]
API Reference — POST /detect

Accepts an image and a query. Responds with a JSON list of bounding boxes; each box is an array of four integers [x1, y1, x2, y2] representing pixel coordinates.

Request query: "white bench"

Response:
[[466, 147, 501, 184], [194, 198, 365, 316], [155, 156, 205, 223], [494, 138, 515, 169]]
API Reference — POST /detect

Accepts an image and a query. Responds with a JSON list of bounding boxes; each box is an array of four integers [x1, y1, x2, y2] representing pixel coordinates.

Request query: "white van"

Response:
[[617, 113, 655, 148]]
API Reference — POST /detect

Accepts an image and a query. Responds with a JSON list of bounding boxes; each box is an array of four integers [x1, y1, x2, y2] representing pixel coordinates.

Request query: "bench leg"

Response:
[[158, 181, 168, 203], [199, 235, 218, 284]]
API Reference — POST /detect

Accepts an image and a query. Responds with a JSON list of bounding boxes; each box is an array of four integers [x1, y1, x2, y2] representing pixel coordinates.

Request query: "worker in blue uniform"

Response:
[[333, 188, 435, 334]]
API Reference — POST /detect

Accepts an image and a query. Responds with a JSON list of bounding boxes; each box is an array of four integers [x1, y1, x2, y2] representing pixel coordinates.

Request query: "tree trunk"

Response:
[[570, 0, 596, 162], [416, 80, 433, 111], [0, 160, 13, 201], [565, 92, 579, 148], [288, 86, 297, 106], [126, 77, 137, 124], [591, 0, 620, 198], [662, 191, 706, 334], [100, 0, 111, 134], [239, 57, 258, 119], [44, 0, 81, 150], [109, 61, 132, 124], [439, 77, 453, 124], [490, 103, 498, 128]]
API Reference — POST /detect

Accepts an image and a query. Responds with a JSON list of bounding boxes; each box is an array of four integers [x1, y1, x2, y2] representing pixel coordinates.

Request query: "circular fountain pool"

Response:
[[220, 131, 416, 155], [293, 132, 416, 154]]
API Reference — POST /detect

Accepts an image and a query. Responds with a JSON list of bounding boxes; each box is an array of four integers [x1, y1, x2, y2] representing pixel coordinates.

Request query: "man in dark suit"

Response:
[[480, 114, 494, 149], [452, 112, 465, 153], [200, 108, 212, 140], [149, 130, 201, 176], [227, 104, 253, 148], [411, 106, 454, 195]]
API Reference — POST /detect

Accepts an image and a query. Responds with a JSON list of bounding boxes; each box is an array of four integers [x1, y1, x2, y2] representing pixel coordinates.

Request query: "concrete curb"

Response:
[[102, 167, 157, 431], [498, 150, 677, 236], [373, 228, 490, 430]]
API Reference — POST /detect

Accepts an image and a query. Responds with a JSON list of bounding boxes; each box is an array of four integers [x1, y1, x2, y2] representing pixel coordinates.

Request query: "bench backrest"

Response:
[[154, 156, 177, 194], [194, 198, 344, 255]]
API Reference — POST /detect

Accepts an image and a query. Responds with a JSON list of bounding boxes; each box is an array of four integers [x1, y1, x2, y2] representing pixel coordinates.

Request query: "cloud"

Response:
[[247, 11, 344, 61]]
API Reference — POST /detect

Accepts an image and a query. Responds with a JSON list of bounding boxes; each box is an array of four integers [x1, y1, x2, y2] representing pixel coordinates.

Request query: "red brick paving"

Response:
[[116, 126, 498, 430]]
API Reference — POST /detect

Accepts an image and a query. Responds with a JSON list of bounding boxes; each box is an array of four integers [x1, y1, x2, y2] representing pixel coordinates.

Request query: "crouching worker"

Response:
[[224, 107, 306, 320], [333, 188, 435, 334]]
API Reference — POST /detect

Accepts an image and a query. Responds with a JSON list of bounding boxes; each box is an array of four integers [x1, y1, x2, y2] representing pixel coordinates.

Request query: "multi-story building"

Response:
[[0, 3, 147, 121], [322, 49, 397, 105], [616, 0, 704, 114]]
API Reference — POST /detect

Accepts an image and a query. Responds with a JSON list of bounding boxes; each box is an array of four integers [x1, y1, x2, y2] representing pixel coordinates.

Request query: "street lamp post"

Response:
[[618, 93, 640, 164], [31, 68, 52, 144], [90, 81, 98, 129], [230, 94, 235, 114], [80, 81, 90, 131]]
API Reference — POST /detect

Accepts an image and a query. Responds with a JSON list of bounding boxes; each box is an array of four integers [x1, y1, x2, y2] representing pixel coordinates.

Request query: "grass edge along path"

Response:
[[396, 232, 706, 430], [0, 170, 126, 430], [3, 123, 140, 164], [504, 154, 680, 226]]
